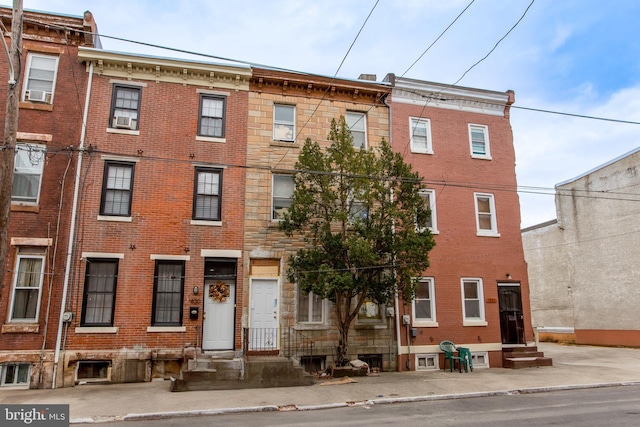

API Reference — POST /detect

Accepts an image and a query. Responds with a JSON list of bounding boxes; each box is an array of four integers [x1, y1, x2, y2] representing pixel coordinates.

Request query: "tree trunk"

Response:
[[336, 321, 350, 367]]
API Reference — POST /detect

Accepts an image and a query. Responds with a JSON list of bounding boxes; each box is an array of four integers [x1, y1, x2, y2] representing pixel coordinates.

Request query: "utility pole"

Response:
[[0, 0, 23, 305]]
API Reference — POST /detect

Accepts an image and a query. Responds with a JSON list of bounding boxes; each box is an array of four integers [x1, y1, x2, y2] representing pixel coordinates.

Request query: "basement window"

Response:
[[471, 352, 489, 368], [0, 363, 31, 386], [358, 353, 383, 372], [76, 361, 111, 383], [300, 355, 326, 373], [415, 354, 438, 371]]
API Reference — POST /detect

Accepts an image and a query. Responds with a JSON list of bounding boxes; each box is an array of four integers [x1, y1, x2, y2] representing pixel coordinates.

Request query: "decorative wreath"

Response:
[[209, 281, 230, 302]]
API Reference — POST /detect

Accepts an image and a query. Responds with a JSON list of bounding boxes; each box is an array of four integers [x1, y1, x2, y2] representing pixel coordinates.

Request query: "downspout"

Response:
[[382, 92, 402, 371], [39, 152, 72, 386], [52, 60, 93, 388]]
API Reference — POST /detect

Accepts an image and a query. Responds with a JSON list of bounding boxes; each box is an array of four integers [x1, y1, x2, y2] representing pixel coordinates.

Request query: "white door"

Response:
[[249, 279, 278, 350], [202, 280, 235, 350]]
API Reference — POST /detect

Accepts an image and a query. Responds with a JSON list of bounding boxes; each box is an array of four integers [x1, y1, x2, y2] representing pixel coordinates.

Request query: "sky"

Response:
[[16, 0, 640, 228]]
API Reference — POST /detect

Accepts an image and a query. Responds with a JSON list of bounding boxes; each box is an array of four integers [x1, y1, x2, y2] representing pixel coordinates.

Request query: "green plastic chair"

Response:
[[456, 347, 474, 372], [439, 340, 463, 373]]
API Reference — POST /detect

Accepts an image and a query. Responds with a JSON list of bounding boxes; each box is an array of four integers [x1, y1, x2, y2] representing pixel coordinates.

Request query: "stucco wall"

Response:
[[522, 221, 574, 330], [523, 148, 640, 342]]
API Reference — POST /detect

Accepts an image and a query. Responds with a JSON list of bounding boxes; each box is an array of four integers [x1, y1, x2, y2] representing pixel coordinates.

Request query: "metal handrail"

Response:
[[242, 327, 314, 363]]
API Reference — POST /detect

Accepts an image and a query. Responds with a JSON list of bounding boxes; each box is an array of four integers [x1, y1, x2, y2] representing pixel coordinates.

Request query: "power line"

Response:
[[449, 0, 535, 88], [74, 146, 639, 203], [28, 8, 640, 129], [400, 0, 476, 78], [404, 0, 534, 157]]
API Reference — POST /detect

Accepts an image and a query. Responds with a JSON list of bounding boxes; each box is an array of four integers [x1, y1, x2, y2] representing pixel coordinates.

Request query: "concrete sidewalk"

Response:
[[2, 343, 640, 424]]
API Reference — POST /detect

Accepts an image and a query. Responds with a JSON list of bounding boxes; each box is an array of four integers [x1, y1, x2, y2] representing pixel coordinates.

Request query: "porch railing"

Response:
[[242, 328, 314, 362]]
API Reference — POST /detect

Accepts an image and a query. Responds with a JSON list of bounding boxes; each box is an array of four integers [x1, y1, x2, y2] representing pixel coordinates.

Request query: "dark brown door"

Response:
[[498, 284, 525, 344]]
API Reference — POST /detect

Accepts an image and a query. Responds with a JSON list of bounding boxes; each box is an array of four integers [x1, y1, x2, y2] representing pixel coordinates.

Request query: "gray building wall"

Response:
[[522, 147, 640, 345]]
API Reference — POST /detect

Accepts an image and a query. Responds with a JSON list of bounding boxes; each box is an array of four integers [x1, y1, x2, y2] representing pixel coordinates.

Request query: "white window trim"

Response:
[[12, 143, 46, 206], [469, 124, 491, 160], [471, 351, 490, 368], [415, 354, 439, 371], [22, 53, 59, 104], [412, 277, 438, 327], [474, 192, 500, 237], [418, 189, 438, 234], [272, 174, 294, 222], [409, 117, 433, 154], [9, 254, 46, 323], [0, 363, 32, 387], [355, 299, 385, 326], [297, 290, 326, 326], [346, 111, 367, 149], [273, 104, 296, 142], [461, 278, 487, 326]]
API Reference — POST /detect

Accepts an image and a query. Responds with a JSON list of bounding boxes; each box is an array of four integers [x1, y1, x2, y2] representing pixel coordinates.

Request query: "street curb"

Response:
[[69, 381, 640, 424]]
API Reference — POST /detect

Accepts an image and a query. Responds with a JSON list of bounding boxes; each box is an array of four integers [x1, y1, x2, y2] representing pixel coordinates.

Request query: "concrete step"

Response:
[[171, 357, 314, 392], [502, 350, 545, 359], [503, 346, 553, 369]]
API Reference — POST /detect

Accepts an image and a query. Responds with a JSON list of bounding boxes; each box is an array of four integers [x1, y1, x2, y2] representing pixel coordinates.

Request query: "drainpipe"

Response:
[[52, 60, 93, 388], [381, 93, 402, 371]]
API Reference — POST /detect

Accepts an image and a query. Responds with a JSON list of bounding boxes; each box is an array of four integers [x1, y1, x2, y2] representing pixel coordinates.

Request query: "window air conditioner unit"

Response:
[[113, 115, 134, 129], [27, 89, 49, 102]]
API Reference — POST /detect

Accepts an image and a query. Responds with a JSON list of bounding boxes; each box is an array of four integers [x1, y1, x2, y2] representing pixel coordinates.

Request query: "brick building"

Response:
[[244, 68, 394, 371], [50, 47, 252, 387], [0, 8, 98, 388], [385, 75, 536, 370]]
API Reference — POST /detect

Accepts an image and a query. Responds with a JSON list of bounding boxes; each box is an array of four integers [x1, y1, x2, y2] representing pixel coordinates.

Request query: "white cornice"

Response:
[[392, 78, 510, 116], [78, 47, 251, 91]]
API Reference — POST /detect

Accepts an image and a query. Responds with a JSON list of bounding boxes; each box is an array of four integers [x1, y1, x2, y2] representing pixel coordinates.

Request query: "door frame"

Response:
[[498, 282, 526, 345], [201, 258, 238, 351], [248, 277, 280, 352]]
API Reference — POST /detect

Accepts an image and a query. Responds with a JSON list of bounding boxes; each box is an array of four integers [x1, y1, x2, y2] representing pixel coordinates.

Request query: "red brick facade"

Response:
[[0, 8, 97, 388], [388, 76, 533, 370], [50, 48, 251, 386], [1, 8, 535, 388]]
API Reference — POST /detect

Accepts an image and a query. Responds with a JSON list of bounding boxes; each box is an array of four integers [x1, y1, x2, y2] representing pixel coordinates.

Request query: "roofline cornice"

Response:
[[78, 47, 252, 90], [251, 67, 390, 106], [390, 76, 513, 117]]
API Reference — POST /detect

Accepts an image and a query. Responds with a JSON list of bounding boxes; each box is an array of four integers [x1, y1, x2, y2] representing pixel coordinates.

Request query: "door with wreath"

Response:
[[202, 278, 235, 350]]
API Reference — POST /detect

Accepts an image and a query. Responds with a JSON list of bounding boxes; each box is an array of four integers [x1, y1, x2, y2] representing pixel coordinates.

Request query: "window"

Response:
[[415, 354, 438, 371], [9, 255, 45, 322], [110, 85, 141, 130], [474, 193, 499, 236], [81, 259, 118, 327], [193, 167, 222, 221], [410, 118, 432, 153], [461, 278, 485, 324], [297, 290, 324, 323], [418, 189, 437, 233], [198, 95, 226, 138], [22, 53, 58, 104], [100, 161, 134, 217], [471, 352, 489, 368], [272, 174, 294, 220], [357, 298, 382, 322], [152, 261, 184, 326], [346, 112, 367, 149], [469, 124, 490, 159], [12, 144, 45, 204], [274, 104, 295, 141], [413, 278, 436, 324], [1, 363, 31, 386]]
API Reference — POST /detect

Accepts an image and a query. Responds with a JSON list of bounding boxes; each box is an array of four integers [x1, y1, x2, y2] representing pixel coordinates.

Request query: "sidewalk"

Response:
[[2, 342, 640, 424]]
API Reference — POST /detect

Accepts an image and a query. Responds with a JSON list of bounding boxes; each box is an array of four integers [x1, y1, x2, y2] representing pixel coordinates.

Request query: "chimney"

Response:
[[358, 74, 377, 82]]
